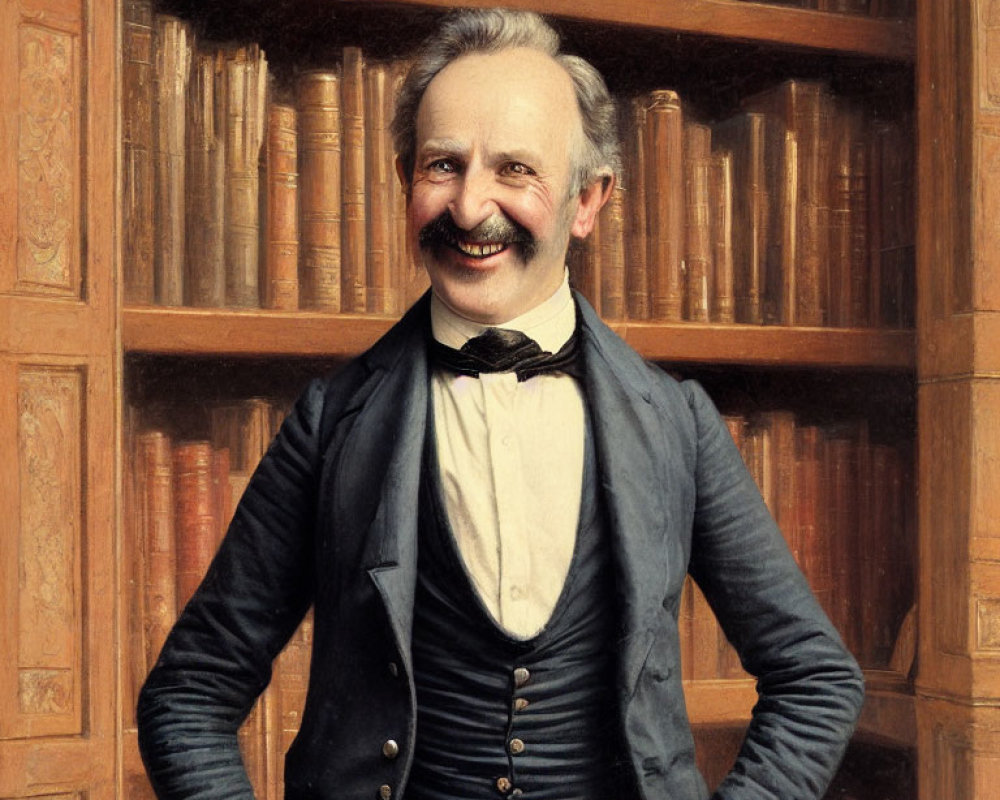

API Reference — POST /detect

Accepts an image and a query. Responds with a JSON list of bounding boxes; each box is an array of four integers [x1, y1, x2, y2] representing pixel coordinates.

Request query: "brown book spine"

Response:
[[828, 104, 854, 327], [571, 210, 601, 310], [298, 70, 342, 311], [185, 49, 226, 307], [711, 113, 767, 324], [123, 0, 156, 305], [599, 184, 626, 320], [798, 425, 833, 619], [710, 150, 736, 324], [364, 62, 394, 315], [771, 129, 799, 326], [223, 45, 268, 308], [871, 119, 915, 328], [136, 430, 177, 670], [341, 46, 367, 313], [152, 15, 193, 306], [847, 111, 871, 327], [643, 90, 685, 321], [173, 441, 217, 610], [210, 397, 274, 473], [625, 98, 650, 320], [264, 102, 300, 310], [823, 425, 862, 657], [758, 410, 800, 563], [684, 122, 713, 322]]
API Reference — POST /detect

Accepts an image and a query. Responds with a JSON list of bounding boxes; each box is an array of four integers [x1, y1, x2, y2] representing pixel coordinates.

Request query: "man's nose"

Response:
[[447, 165, 498, 232]]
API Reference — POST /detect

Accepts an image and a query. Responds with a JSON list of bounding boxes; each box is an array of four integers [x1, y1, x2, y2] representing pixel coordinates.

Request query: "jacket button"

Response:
[[378, 785, 392, 800], [514, 697, 529, 712], [513, 667, 530, 687], [382, 739, 400, 759], [508, 737, 525, 755], [496, 776, 512, 793]]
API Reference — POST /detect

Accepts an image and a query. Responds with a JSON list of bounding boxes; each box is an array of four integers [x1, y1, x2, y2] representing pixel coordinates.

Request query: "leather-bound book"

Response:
[[712, 113, 770, 324], [599, 183, 626, 320], [643, 90, 685, 321], [744, 80, 833, 327], [135, 430, 177, 669], [797, 424, 833, 619], [684, 122, 713, 322], [210, 397, 274, 474], [152, 15, 192, 306], [710, 149, 736, 323], [570, 204, 601, 311], [172, 441, 217, 611], [123, 0, 155, 305], [624, 98, 650, 320], [264, 101, 300, 310], [223, 44, 268, 307], [756, 410, 800, 563], [298, 70, 342, 312], [364, 62, 394, 315], [185, 49, 226, 307], [341, 46, 367, 313]]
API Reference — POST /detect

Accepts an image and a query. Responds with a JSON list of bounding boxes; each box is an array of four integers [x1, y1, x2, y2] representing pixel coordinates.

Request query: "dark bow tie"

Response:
[[431, 327, 582, 382]]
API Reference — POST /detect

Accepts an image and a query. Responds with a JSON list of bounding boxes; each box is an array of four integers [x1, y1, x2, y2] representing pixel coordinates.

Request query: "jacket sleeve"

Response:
[[136, 377, 326, 799], [681, 380, 865, 800]]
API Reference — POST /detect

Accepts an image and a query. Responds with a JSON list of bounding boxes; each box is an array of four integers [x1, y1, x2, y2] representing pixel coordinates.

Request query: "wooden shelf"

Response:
[[344, 0, 915, 61], [123, 306, 915, 370]]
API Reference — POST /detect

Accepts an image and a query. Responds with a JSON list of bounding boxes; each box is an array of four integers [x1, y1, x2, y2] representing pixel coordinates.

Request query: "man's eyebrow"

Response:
[[417, 138, 469, 158]]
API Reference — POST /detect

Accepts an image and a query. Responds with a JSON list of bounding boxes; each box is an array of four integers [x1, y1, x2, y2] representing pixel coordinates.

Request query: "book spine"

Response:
[[599, 184, 626, 320], [122, 0, 156, 305], [264, 102, 300, 310], [223, 45, 268, 308], [298, 71, 342, 312], [711, 150, 736, 324], [571, 207, 601, 311], [152, 16, 193, 306], [341, 46, 368, 313], [684, 122, 713, 322], [173, 441, 217, 610], [625, 98, 650, 320], [364, 62, 394, 315], [847, 110, 871, 327], [185, 49, 226, 307], [643, 90, 685, 321]]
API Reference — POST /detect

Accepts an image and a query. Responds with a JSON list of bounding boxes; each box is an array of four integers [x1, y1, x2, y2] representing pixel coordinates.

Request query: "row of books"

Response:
[[123, 397, 302, 800], [681, 409, 914, 681], [124, 7, 914, 329], [737, 0, 914, 16]]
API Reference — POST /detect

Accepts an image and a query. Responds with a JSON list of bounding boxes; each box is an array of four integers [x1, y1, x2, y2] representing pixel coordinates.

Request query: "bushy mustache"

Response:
[[418, 211, 538, 262]]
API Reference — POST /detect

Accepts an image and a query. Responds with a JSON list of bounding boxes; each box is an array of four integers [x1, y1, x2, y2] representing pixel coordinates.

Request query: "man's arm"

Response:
[[136, 378, 325, 799], [682, 379, 865, 800]]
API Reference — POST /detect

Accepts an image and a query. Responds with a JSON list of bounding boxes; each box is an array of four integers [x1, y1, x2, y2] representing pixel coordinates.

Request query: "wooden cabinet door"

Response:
[[0, 0, 117, 797]]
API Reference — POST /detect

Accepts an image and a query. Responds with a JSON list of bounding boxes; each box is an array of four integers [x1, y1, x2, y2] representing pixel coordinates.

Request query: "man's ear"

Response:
[[570, 172, 615, 239], [395, 156, 411, 199]]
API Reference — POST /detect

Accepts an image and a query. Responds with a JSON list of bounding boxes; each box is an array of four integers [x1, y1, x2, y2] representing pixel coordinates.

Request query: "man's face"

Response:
[[406, 47, 603, 324]]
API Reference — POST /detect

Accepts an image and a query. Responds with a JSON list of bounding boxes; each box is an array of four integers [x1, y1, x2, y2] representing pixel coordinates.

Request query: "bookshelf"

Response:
[[17, 0, 1000, 799]]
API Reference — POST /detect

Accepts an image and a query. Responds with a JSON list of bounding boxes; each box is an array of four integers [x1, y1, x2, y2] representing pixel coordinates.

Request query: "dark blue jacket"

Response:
[[137, 292, 864, 799]]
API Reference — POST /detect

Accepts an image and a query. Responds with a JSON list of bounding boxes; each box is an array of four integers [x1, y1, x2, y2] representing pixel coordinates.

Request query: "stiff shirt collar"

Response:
[[430, 271, 576, 355]]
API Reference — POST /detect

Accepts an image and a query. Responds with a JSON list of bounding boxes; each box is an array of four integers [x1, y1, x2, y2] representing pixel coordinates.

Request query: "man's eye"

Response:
[[427, 159, 457, 173], [502, 162, 535, 177]]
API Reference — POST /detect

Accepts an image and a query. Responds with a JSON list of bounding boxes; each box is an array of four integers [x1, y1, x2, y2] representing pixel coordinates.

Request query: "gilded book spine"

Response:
[[624, 98, 650, 320], [152, 15, 192, 306], [364, 62, 394, 315], [711, 150, 736, 324], [186, 49, 225, 307], [264, 102, 300, 310], [684, 122, 713, 322], [172, 441, 217, 610], [599, 184, 626, 320], [123, 0, 155, 305], [298, 71, 342, 311], [341, 47, 368, 313]]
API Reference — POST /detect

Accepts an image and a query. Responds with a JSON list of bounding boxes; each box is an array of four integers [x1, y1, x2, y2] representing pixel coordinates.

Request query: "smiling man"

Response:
[[137, 9, 864, 800]]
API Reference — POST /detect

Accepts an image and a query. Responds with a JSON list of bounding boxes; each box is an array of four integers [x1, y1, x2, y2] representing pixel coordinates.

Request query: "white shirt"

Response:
[[430, 275, 586, 639]]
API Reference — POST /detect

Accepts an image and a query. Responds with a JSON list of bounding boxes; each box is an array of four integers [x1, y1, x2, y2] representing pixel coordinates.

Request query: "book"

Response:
[[710, 150, 736, 324], [222, 44, 268, 307], [643, 90, 685, 321], [624, 97, 650, 320], [264, 101, 300, 310], [599, 184, 626, 320], [364, 61, 395, 315], [298, 70, 342, 311], [684, 122, 713, 322], [172, 441, 218, 610], [185, 48, 226, 307], [122, 0, 156, 305], [341, 46, 367, 313], [152, 15, 193, 306], [828, 103, 869, 327]]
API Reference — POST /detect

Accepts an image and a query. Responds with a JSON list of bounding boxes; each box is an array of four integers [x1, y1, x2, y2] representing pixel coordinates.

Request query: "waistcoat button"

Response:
[[513, 667, 530, 687], [382, 739, 400, 759], [508, 737, 525, 755], [496, 776, 512, 793], [378, 785, 392, 800]]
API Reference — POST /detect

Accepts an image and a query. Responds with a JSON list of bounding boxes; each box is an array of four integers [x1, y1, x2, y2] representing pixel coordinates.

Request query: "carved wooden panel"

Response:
[[11, 365, 84, 736], [14, 8, 81, 297], [976, 128, 1000, 310]]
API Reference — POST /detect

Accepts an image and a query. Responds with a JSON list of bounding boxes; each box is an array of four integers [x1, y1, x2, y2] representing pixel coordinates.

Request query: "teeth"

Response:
[[456, 240, 506, 257]]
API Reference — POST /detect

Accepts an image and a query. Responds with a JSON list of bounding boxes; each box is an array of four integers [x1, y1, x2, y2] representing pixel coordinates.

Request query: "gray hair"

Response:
[[391, 8, 620, 195]]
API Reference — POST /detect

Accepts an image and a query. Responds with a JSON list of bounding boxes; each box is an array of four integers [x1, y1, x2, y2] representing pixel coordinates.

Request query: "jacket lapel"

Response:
[[577, 295, 673, 698]]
